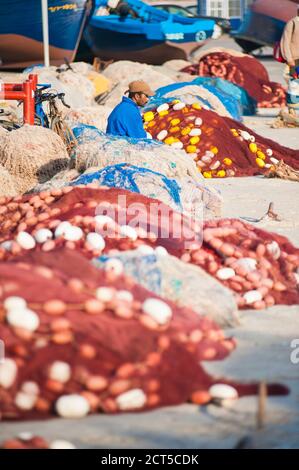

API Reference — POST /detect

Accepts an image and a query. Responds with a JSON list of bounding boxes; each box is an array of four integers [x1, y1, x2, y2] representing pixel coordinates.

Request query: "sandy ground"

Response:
[[0, 38, 298, 449]]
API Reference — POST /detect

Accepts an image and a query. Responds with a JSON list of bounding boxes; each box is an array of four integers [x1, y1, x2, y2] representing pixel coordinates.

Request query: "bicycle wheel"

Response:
[[50, 116, 78, 154]]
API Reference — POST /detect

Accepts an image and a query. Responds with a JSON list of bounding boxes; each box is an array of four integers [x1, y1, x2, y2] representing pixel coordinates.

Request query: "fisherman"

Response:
[[106, 80, 154, 138], [280, 6, 299, 77]]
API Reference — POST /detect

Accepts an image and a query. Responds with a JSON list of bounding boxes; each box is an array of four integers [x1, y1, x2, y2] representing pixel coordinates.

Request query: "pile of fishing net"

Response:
[[0, 125, 69, 194], [65, 105, 113, 132], [94, 248, 238, 327], [182, 51, 286, 108], [0, 245, 289, 421], [0, 186, 298, 310], [71, 125, 202, 183], [0, 165, 17, 198], [101, 61, 173, 108], [24, 62, 111, 110], [2, 435, 75, 449], [70, 163, 221, 219], [0, 247, 235, 420], [143, 100, 299, 178], [152, 79, 243, 120]]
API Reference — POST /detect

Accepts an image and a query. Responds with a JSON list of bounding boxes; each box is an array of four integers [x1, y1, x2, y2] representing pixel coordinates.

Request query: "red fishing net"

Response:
[[143, 102, 299, 177], [0, 248, 289, 421], [0, 187, 298, 311], [181, 52, 286, 108]]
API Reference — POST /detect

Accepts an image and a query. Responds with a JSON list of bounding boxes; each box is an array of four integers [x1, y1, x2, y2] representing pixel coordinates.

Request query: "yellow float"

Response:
[[143, 111, 155, 122], [223, 158, 232, 166]]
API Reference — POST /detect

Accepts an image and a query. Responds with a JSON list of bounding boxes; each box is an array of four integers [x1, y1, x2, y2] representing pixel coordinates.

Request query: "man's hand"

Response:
[[288, 60, 295, 67]]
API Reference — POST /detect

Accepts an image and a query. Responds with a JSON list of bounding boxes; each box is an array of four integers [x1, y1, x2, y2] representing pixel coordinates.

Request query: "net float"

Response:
[[86, 232, 105, 251], [50, 440, 76, 450], [95, 287, 115, 302], [201, 155, 212, 163], [266, 241, 281, 260], [119, 225, 138, 241], [157, 130, 168, 141], [116, 363, 136, 379], [48, 361, 71, 384], [109, 379, 132, 396], [209, 384, 238, 401], [0, 358, 18, 389], [240, 131, 251, 141], [170, 118, 180, 126], [15, 392, 37, 411], [142, 298, 172, 325], [195, 117, 203, 126], [266, 149, 273, 156], [62, 225, 83, 242], [171, 141, 184, 149], [191, 390, 211, 405], [116, 388, 147, 411], [84, 299, 105, 314], [157, 103, 169, 113], [210, 160, 221, 170], [173, 102, 186, 111], [253, 300, 266, 310], [54, 221, 72, 238], [235, 257, 257, 272], [7, 308, 39, 332], [86, 375, 108, 392], [216, 267, 235, 280], [21, 381, 40, 396], [43, 299, 67, 315], [256, 157, 265, 168], [104, 259, 124, 276], [243, 290, 263, 305], [115, 290, 134, 303], [3, 296, 27, 311], [270, 157, 279, 165], [143, 111, 155, 122], [189, 128, 202, 137], [51, 330, 74, 344], [249, 142, 257, 153], [273, 281, 287, 292], [55, 394, 90, 418], [79, 343, 97, 359], [16, 231, 36, 250]]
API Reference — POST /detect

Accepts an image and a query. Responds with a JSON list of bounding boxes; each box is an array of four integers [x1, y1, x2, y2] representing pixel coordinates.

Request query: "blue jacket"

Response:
[[106, 96, 147, 139]]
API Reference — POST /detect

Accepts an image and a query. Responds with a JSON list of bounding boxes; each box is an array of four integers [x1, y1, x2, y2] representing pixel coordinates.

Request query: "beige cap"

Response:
[[127, 80, 154, 96]]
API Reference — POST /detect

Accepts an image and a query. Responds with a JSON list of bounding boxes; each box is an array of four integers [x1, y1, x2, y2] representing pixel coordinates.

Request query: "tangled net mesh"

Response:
[[143, 100, 299, 178], [0, 126, 70, 194]]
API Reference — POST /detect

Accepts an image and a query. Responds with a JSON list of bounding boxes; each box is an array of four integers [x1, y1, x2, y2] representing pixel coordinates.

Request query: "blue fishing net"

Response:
[[151, 77, 255, 119], [72, 162, 183, 210]]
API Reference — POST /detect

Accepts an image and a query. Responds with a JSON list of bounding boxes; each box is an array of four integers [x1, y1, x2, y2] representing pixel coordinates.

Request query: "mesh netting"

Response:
[[0, 187, 298, 310], [0, 246, 289, 421], [71, 125, 203, 184], [93, 249, 238, 327], [182, 52, 286, 108], [71, 163, 221, 219], [143, 100, 299, 177], [0, 125, 69, 194], [0, 164, 18, 197]]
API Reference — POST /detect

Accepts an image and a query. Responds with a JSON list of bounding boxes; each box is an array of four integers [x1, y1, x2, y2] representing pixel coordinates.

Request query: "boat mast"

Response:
[[41, 0, 50, 67]]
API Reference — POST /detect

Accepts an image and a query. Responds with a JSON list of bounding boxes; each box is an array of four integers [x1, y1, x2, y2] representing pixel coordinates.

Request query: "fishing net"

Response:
[[102, 61, 173, 108], [152, 79, 242, 120], [182, 52, 286, 108], [71, 125, 203, 184], [0, 165, 18, 197], [93, 249, 238, 327], [0, 247, 288, 421], [65, 105, 113, 132], [0, 125, 69, 194], [143, 100, 299, 178], [71, 163, 221, 219], [0, 187, 298, 310]]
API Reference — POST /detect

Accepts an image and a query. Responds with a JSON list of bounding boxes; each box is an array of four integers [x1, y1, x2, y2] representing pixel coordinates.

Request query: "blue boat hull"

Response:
[[82, 0, 217, 63], [0, 0, 92, 69]]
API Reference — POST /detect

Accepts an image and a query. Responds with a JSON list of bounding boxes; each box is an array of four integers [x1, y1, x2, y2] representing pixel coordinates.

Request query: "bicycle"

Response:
[[33, 84, 77, 154]]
